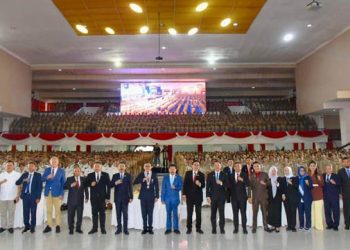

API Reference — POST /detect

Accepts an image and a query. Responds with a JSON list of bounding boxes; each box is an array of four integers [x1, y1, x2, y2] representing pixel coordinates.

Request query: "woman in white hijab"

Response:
[[267, 166, 283, 232]]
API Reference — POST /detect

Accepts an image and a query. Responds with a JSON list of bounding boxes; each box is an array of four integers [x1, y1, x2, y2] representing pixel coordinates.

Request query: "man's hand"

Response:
[[36, 199, 40, 204], [260, 180, 266, 186], [91, 181, 97, 187], [287, 180, 293, 185], [237, 176, 243, 182], [195, 180, 201, 187], [305, 179, 309, 186], [216, 180, 223, 186], [71, 182, 77, 188], [207, 197, 211, 205], [115, 179, 123, 185], [317, 175, 322, 181], [282, 194, 286, 201], [47, 174, 54, 180], [23, 178, 29, 183], [330, 179, 336, 185]]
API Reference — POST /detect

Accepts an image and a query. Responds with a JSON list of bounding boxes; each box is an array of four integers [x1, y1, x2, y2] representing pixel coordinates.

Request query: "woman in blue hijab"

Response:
[[297, 166, 313, 231]]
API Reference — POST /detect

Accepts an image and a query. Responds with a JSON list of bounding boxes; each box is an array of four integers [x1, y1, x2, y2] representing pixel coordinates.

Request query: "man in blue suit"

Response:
[[133, 162, 159, 234], [16, 161, 42, 233], [41, 156, 66, 233], [161, 163, 183, 234], [111, 162, 133, 235], [323, 164, 341, 231]]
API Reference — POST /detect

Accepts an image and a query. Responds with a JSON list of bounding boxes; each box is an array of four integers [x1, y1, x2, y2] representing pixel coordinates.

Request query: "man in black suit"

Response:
[[228, 162, 249, 234], [338, 157, 350, 230], [206, 161, 228, 234], [85, 161, 111, 234], [133, 163, 159, 234], [15, 161, 42, 233], [64, 165, 89, 235], [223, 159, 235, 203], [242, 157, 254, 177], [111, 162, 133, 235], [182, 160, 205, 234]]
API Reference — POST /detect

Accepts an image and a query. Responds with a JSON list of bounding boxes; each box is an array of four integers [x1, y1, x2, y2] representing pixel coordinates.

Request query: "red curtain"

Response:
[[188, 132, 214, 138], [149, 133, 177, 140], [112, 133, 140, 140], [301, 143, 305, 150], [2, 134, 30, 140], [293, 143, 299, 151], [86, 145, 92, 152], [47, 145, 52, 152], [312, 143, 316, 150], [76, 145, 81, 152], [298, 131, 323, 138], [76, 133, 103, 141], [198, 144, 203, 154], [260, 144, 266, 151], [247, 144, 255, 152], [39, 133, 65, 141], [11, 145, 16, 152], [326, 141, 334, 150], [225, 132, 251, 138], [262, 131, 287, 138], [167, 145, 173, 163]]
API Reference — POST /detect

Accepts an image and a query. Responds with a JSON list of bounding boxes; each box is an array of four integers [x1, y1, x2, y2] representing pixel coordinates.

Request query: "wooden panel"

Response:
[[52, 0, 266, 35]]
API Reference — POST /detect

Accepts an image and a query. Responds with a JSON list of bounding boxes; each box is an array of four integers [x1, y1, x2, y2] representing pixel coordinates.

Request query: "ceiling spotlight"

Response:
[[188, 27, 198, 36], [207, 58, 216, 65], [140, 25, 149, 34], [233, 22, 238, 27], [307, 24, 313, 28], [220, 18, 231, 27], [251, 86, 256, 89], [105, 27, 115, 35], [114, 59, 122, 67], [168, 28, 177, 35], [161, 46, 167, 50], [72, 88, 76, 91], [195, 2, 208, 12], [58, 69, 62, 72], [283, 33, 294, 42], [129, 3, 143, 13], [75, 24, 88, 34], [97, 47, 103, 50]]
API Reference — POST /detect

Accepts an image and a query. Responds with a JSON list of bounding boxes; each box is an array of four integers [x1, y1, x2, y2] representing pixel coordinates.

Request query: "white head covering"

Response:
[[269, 166, 278, 198], [284, 166, 294, 178]]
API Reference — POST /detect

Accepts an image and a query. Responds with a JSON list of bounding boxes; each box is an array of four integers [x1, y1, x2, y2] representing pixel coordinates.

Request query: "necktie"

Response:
[[216, 172, 219, 181], [193, 172, 196, 182], [26, 174, 32, 194], [97, 173, 100, 182], [76, 177, 80, 188], [51, 168, 55, 177], [236, 173, 238, 182]]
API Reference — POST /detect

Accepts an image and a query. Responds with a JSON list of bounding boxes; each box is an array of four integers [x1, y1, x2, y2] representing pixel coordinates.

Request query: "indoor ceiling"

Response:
[[53, 0, 266, 35]]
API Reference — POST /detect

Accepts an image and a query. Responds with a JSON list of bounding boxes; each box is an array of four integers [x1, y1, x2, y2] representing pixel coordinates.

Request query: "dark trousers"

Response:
[[343, 199, 350, 227], [186, 200, 202, 230], [115, 200, 129, 231], [231, 199, 247, 230], [91, 198, 106, 230], [298, 201, 312, 229], [210, 199, 225, 230], [67, 204, 83, 230], [252, 199, 268, 229], [283, 200, 297, 229], [324, 198, 340, 228], [141, 199, 154, 230], [22, 194, 37, 230]]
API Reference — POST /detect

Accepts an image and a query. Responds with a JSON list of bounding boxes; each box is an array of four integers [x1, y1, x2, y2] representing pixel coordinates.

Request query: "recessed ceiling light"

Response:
[[161, 46, 167, 50], [75, 24, 88, 34], [140, 26, 149, 34], [188, 27, 198, 36], [98, 47, 103, 50], [195, 2, 208, 12], [283, 33, 294, 42], [333, 109, 336, 112], [129, 3, 143, 13], [168, 28, 177, 35], [251, 86, 256, 89], [114, 59, 122, 67], [307, 24, 313, 28], [207, 58, 216, 65], [220, 18, 231, 27], [72, 88, 76, 91], [233, 22, 238, 27], [105, 27, 115, 35], [58, 69, 62, 72]]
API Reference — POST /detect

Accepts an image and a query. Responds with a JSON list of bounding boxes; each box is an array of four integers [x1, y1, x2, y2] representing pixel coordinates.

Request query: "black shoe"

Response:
[[0, 228, 5, 233], [164, 230, 171, 235], [220, 229, 225, 234], [212, 229, 217, 234], [291, 228, 297, 232], [101, 229, 107, 234], [43, 226, 52, 233], [174, 230, 181, 234], [286, 227, 291, 231], [76, 229, 83, 234], [56, 226, 61, 233], [186, 229, 192, 234], [326, 225, 333, 230], [30, 229, 35, 233], [252, 228, 256, 234], [22, 228, 30, 234], [88, 229, 97, 234], [148, 230, 154, 235], [196, 229, 204, 234], [275, 228, 280, 233], [115, 229, 122, 235], [141, 230, 148, 235], [233, 229, 238, 234], [345, 225, 349, 230], [124, 231, 129, 235], [333, 227, 339, 231], [69, 230, 74, 235], [264, 227, 272, 232], [8, 228, 14, 234], [243, 228, 248, 234]]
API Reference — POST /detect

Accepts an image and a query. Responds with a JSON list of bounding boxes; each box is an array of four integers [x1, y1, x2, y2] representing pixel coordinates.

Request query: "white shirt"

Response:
[[0, 171, 21, 200]]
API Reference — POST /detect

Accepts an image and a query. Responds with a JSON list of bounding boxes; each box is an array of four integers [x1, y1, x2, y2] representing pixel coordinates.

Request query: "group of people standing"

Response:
[[0, 155, 350, 236]]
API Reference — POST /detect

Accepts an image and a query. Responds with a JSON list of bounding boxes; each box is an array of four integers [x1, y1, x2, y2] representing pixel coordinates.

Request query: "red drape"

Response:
[[11, 145, 16, 152], [262, 131, 287, 139], [46, 145, 52, 152], [149, 133, 177, 140], [39, 133, 66, 141], [293, 143, 299, 151], [260, 144, 266, 151], [86, 145, 92, 152], [326, 141, 334, 150], [312, 143, 316, 150], [76, 145, 81, 152], [301, 143, 305, 150], [112, 133, 140, 140], [167, 145, 173, 163], [198, 144, 203, 154], [225, 132, 251, 138], [247, 144, 254, 152]]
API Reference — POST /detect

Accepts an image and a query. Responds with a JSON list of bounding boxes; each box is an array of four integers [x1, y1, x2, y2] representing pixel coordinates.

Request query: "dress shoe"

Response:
[[233, 229, 238, 234], [148, 230, 154, 235], [243, 229, 248, 234], [43, 226, 52, 233], [56, 226, 61, 233], [252, 228, 256, 234], [76, 229, 83, 234], [326, 225, 333, 230], [174, 230, 181, 234], [141, 230, 148, 235], [196, 229, 204, 234], [115, 229, 122, 235], [333, 227, 338, 231], [212, 229, 217, 234], [164, 230, 171, 235], [0, 228, 5, 233], [186, 229, 192, 234], [22, 228, 30, 234], [101, 229, 107, 234], [220, 229, 225, 234], [30, 229, 35, 233], [345, 225, 350, 230], [124, 231, 129, 235], [264, 227, 272, 233], [88, 229, 97, 234], [286, 227, 291, 231], [69, 230, 74, 235], [291, 228, 297, 232], [8, 228, 14, 234], [275, 228, 280, 233]]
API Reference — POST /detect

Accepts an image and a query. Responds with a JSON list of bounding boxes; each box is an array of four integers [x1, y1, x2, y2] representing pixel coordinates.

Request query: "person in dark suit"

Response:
[[111, 162, 133, 235], [41, 156, 66, 233], [228, 162, 249, 234], [338, 157, 350, 230], [249, 161, 271, 233], [323, 164, 340, 231], [16, 161, 42, 233], [297, 166, 313, 231], [133, 162, 159, 235], [85, 161, 111, 234], [267, 166, 283, 232], [182, 160, 205, 234], [206, 161, 228, 234], [161, 164, 183, 234], [64, 165, 89, 235], [223, 159, 235, 203], [242, 157, 254, 177], [280, 166, 299, 232]]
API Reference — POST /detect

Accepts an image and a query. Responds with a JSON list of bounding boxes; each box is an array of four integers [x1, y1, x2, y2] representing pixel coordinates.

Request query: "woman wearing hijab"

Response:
[[297, 166, 313, 231], [280, 166, 300, 232], [267, 166, 283, 232], [308, 160, 324, 230]]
